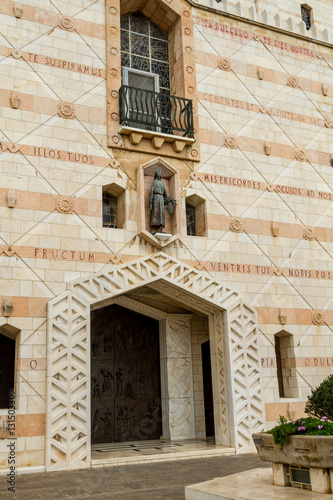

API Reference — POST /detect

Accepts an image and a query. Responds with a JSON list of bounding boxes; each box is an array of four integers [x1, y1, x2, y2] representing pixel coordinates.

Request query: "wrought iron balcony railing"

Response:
[[119, 85, 194, 138]]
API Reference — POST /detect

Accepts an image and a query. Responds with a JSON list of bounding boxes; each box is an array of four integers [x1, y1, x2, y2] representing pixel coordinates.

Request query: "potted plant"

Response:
[[252, 375, 333, 494]]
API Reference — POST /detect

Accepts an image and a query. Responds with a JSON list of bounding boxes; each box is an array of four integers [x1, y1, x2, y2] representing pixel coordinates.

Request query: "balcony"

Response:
[[119, 86, 195, 154]]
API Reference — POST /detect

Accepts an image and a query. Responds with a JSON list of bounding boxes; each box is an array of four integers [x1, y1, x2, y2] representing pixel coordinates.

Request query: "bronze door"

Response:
[[91, 304, 162, 444]]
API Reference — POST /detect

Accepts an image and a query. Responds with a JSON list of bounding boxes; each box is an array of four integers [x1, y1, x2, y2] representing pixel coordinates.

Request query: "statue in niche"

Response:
[[149, 168, 176, 235]]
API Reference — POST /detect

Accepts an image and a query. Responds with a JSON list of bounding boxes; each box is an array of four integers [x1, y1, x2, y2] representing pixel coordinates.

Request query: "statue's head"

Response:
[[154, 168, 162, 179]]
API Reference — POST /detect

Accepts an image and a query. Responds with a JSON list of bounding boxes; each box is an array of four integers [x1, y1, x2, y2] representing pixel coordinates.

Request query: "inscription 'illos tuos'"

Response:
[[33, 147, 94, 164]]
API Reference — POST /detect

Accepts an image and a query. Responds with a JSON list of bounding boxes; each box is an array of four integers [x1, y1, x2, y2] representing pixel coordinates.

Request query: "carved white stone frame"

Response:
[[46, 252, 265, 471]]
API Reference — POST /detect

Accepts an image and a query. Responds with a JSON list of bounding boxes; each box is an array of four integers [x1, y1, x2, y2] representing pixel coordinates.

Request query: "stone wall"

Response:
[[0, 0, 332, 471]]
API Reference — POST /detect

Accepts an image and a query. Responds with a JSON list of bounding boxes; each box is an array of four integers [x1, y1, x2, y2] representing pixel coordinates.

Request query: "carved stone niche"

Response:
[[137, 158, 180, 249]]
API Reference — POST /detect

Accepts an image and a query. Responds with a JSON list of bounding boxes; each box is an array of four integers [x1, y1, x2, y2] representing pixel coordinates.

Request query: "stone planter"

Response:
[[253, 432, 333, 494]]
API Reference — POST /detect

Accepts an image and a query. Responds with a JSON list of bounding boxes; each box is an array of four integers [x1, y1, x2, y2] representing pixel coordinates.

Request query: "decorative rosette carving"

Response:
[[287, 76, 298, 88], [184, 28, 191, 35], [230, 218, 243, 232], [295, 148, 307, 161], [224, 135, 237, 148], [183, 10, 191, 17], [110, 26, 117, 35], [312, 312, 325, 326], [110, 47, 118, 55], [58, 102, 75, 119], [57, 196, 74, 214], [186, 66, 194, 74], [110, 7, 117, 14], [112, 135, 120, 144], [218, 57, 231, 71], [59, 16, 74, 31], [190, 149, 198, 158], [110, 68, 118, 77], [303, 227, 315, 240], [187, 86, 195, 94], [110, 90, 118, 99], [185, 46, 192, 54], [111, 112, 119, 121]]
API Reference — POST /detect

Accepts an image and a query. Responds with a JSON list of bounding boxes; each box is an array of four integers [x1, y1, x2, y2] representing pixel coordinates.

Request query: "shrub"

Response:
[[268, 415, 333, 447], [305, 374, 333, 421]]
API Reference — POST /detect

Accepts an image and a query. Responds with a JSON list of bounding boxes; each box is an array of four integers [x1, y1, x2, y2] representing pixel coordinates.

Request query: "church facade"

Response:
[[0, 0, 332, 473]]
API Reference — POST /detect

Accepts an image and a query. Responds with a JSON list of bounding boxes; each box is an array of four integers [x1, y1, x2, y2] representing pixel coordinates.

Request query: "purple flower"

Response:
[[302, 426, 306, 431], [298, 427, 302, 431], [302, 421, 305, 424], [321, 417, 328, 421], [293, 421, 296, 425], [318, 425, 323, 429], [298, 426, 306, 431]]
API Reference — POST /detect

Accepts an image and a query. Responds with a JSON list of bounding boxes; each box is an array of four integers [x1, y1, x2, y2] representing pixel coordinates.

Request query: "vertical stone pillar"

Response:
[[272, 463, 290, 486], [160, 315, 195, 440], [310, 468, 331, 494], [209, 312, 229, 446]]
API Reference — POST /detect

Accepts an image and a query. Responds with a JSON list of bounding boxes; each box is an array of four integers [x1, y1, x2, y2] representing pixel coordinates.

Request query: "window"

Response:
[[301, 5, 311, 30], [275, 332, 298, 398], [121, 12, 170, 94], [103, 192, 118, 228], [102, 184, 126, 229], [186, 204, 196, 236], [0, 333, 15, 409], [185, 194, 206, 237]]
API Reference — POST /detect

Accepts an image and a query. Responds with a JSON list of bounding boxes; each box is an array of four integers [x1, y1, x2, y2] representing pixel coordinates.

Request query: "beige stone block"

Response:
[[272, 462, 290, 486], [310, 468, 331, 494]]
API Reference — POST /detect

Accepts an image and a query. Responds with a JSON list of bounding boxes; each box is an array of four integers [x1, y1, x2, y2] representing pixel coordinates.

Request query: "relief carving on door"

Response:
[[91, 304, 161, 443]]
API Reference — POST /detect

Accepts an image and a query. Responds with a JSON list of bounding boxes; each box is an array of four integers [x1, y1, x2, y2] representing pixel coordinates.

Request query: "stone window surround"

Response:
[[106, 0, 200, 162]]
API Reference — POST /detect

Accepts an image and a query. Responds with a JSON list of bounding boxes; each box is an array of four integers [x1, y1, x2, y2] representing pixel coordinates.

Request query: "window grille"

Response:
[[103, 192, 117, 228], [186, 204, 196, 236], [301, 6, 311, 30]]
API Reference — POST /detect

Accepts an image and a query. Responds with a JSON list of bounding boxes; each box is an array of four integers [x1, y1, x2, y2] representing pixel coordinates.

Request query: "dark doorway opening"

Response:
[[0, 334, 15, 409], [201, 340, 215, 437], [91, 304, 162, 444]]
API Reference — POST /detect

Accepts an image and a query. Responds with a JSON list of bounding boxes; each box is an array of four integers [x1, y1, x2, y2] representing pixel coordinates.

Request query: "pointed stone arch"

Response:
[[46, 252, 265, 471]]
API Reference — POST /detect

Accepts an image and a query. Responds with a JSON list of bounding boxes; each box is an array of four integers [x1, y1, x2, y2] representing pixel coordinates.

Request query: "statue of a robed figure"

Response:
[[149, 169, 177, 235]]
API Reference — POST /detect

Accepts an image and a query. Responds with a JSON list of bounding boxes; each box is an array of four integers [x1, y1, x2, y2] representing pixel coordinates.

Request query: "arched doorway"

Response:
[[46, 252, 265, 471]]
